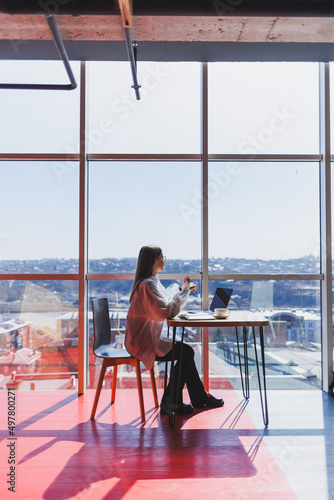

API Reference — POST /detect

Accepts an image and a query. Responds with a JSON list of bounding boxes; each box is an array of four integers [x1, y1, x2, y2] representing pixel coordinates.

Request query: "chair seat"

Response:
[[94, 345, 133, 359]]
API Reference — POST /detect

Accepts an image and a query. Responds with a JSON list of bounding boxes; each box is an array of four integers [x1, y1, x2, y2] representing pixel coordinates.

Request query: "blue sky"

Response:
[[0, 61, 331, 262]]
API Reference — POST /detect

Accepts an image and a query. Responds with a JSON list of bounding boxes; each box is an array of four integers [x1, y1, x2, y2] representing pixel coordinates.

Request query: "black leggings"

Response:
[[156, 342, 207, 406]]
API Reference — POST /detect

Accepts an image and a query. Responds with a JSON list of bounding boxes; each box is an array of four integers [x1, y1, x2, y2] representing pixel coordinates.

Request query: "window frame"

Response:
[[0, 61, 332, 394]]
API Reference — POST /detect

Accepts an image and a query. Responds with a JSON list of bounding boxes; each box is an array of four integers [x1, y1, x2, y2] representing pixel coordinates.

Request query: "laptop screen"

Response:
[[210, 288, 233, 311]]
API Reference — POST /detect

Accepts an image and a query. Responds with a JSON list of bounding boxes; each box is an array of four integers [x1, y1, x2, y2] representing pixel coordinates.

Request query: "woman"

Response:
[[125, 245, 224, 415]]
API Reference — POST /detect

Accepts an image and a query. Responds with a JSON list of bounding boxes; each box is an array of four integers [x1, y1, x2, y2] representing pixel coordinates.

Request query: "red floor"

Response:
[[0, 389, 297, 500]]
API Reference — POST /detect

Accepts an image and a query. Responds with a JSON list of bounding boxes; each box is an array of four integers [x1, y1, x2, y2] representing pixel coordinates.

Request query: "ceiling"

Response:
[[0, 0, 333, 61]]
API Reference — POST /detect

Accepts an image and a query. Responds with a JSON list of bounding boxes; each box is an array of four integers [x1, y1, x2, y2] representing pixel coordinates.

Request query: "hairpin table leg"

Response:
[[165, 327, 170, 391], [168, 326, 176, 428], [252, 326, 269, 427], [168, 326, 185, 428], [236, 326, 250, 400]]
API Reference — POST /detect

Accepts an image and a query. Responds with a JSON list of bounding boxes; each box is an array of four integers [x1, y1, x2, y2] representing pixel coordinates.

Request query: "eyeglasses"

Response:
[[161, 256, 167, 262]]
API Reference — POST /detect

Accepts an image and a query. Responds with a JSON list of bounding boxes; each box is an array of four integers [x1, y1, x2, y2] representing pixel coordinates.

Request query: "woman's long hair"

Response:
[[129, 245, 162, 302]]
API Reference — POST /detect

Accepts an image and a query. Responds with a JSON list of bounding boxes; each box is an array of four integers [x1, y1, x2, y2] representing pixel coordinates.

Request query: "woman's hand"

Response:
[[180, 276, 191, 290], [181, 276, 197, 293]]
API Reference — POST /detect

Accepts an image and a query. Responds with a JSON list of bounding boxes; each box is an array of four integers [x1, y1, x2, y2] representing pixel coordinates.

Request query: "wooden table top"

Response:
[[167, 310, 269, 328]]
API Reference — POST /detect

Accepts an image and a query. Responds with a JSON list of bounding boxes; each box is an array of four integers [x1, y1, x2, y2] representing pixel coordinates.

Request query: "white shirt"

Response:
[[125, 276, 190, 370]]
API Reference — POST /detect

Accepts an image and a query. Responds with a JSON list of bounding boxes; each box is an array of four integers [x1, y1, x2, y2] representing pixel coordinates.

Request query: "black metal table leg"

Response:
[[165, 327, 171, 391], [243, 326, 250, 399], [168, 326, 177, 428], [236, 326, 250, 399], [252, 326, 269, 427], [168, 326, 185, 428]]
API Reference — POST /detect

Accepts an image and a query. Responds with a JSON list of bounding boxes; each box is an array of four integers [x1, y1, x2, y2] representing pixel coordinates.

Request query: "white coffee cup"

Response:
[[214, 308, 229, 317]]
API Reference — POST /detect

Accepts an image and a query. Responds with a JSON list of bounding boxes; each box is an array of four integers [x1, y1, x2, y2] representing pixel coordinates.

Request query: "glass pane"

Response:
[[332, 163, 334, 274], [332, 282, 334, 389], [208, 162, 320, 271], [209, 62, 319, 154], [88, 162, 201, 270], [87, 62, 201, 153], [330, 63, 334, 154], [208, 279, 321, 390], [0, 280, 78, 390], [0, 162, 79, 272], [88, 279, 202, 389], [0, 61, 80, 153]]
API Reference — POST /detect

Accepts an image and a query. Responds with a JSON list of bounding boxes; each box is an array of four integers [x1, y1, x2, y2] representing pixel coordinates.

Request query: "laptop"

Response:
[[179, 288, 233, 320], [209, 287, 233, 312], [179, 287, 233, 319]]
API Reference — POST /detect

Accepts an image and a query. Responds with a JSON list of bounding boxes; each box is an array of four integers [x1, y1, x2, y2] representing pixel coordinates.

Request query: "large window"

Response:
[[0, 60, 81, 392], [330, 63, 334, 154], [0, 60, 332, 392], [208, 162, 320, 270], [88, 161, 202, 269], [88, 62, 201, 153], [329, 63, 334, 388], [0, 61, 80, 153], [208, 62, 319, 154], [208, 279, 321, 389], [0, 162, 79, 273], [88, 278, 202, 389], [0, 280, 78, 390]]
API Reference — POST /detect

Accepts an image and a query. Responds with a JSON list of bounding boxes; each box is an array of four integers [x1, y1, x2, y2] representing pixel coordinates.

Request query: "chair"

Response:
[[90, 298, 159, 421]]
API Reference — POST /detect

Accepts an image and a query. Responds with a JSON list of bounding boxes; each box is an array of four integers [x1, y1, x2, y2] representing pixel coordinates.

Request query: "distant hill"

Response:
[[0, 256, 321, 312]]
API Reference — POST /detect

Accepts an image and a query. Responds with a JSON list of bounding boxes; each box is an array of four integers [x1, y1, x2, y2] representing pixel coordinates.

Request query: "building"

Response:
[[263, 310, 321, 344]]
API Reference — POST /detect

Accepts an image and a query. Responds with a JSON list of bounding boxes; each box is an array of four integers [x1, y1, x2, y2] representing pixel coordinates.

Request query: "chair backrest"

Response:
[[92, 298, 111, 352]]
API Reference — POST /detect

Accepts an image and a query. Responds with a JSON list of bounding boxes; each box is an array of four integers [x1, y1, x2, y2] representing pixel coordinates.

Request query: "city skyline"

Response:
[[0, 253, 321, 272]]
